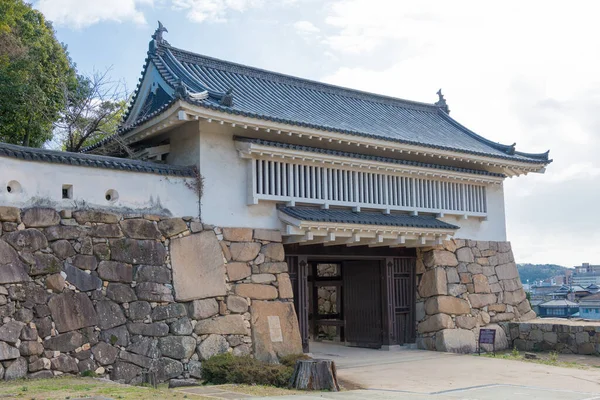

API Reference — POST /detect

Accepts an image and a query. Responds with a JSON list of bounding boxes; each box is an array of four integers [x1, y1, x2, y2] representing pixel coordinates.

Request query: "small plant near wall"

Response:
[[185, 166, 204, 199]]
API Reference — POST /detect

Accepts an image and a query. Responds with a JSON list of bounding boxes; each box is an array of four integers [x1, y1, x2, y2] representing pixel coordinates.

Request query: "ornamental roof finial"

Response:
[[174, 79, 188, 99], [220, 87, 234, 107], [152, 21, 168, 43], [435, 89, 450, 114]]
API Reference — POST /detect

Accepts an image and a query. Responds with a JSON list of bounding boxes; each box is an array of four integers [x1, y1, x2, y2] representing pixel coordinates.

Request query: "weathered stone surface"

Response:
[[72, 254, 98, 271], [468, 293, 497, 309], [233, 344, 252, 356], [259, 262, 288, 274], [92, 342, 119, 365], [188, 298, 219, 320], [520, 310, 537, 321], [277, 273, 294, 299], [127, 322, 169, 337], [106, 283, 137, 303], [91, 224, 123, 238], [235, 283, 278, 300], [423, 250, 458, 268], [110, 238, 166, 266], [446, 268, 460, 284], [44, 225, 83, 241], [0, 240, 31, 283], [188, 360, 202, 378], [14, 308, 33, 323], [129, 301, 151, 321], [34, 317, 52, 338], [155, 357, 183, 382], [475, 324, 509, 351], [261, 243, 285, 262], [425, 296, 470, 315], [501, 278, 522, 292], [455, 315, 477, 330], [28, 357, 50, 372], [417, 313, 454, 333], [4, 357, 27, 380], [63, 263, 102, 292], [455, 247, 475, 263], [49, 291, 98, 332], [157, 218, 188, 237], [251, 301, 303, 363], [94, 243, 110, 261], [119, 219, 161, 240], [488, 303, 507, 313], [418, 268, 447, 297], [22, 208, 60, 227], [491, 312, 515, 323], [135, 265, 171, 284], [98, 261, 133, 283], [30, 253, 61, 276], [222, 228, 253, 242], [251, 273, 276, 283], [0, 207, 20, 222], [226, 262, 251, 281], [448, 283, 468, 297], [171, 232, 226, 301], [18, 341, 43, 356], [111, 361, 142, 383], [230, 242, 261, 262], [197, 334, 229, 360], [0, 321, 25, 344], [473, 274, 491, 294], [135, 282, 173, 302], [43, 331, 84, 352], [225, 296, 248, 314], [253, 229, 281, 242], [100, 325, 130, 347], [151, 303, 187, 321], [74, 211, 118, 224], [436, 329, 476, 353], [4, 229, 47, 252], [194, 315, 248, 335], [20, 326, 38, 341], [495, 262, 519, 280], [159, 336, 196, 359], [504, 289, 527, 305], [51, 240, 76, 259], [128, 336, 160, 358], [96, 300, 127, 330], [0, 342, 20, 360], [119, 350, 152, 368], [169, 378, 199, 388], [170, 318, 193, 335]]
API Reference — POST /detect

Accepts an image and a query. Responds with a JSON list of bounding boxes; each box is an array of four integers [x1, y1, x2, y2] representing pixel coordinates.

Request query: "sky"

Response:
[[32, 0, 600, 267]]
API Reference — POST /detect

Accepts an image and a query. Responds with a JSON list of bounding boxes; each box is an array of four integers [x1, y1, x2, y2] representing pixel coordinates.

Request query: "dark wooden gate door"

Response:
[[343, 261, 382, 348]]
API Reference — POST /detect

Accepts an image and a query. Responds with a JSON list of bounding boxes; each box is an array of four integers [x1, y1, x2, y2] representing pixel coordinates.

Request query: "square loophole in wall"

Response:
[[62, 184, 73, 199]]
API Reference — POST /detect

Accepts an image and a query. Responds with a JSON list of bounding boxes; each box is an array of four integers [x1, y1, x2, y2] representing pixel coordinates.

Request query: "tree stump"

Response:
[[288, 359, 340, 391]]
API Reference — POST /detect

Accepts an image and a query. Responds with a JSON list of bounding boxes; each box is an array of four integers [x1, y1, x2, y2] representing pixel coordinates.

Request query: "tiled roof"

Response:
[[539, 299, 579, 307], [0, 142, 195, 177], [234, 136, 505, 178], [581, 293, 600, 301], [87, 27, 552, 165], [279, 207, 459, 230]]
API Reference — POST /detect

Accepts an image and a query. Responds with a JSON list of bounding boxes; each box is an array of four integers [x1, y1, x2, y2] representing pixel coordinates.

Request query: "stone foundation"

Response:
[[416, 239, 535, 353], [0, 206, 301, 383]]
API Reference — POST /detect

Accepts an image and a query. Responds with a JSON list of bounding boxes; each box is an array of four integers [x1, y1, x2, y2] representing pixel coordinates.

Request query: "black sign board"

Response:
[[478, 328, 496, 355]]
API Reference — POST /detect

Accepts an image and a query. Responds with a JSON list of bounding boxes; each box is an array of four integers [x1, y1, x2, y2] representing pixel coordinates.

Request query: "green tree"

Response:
[[0, 0, 77, 147]]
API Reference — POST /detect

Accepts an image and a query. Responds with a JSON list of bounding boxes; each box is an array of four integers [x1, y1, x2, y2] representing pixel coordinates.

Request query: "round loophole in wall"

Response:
[[105, 189, 119, 202], [6, 180, 21, 194]]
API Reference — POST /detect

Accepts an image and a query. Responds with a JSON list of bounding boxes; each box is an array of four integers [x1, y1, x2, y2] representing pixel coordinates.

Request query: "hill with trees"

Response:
[[517, 264, 570, 284]]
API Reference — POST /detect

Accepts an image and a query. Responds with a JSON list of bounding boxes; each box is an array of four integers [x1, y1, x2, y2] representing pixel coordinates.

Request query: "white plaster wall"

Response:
[[197, 123, 508, 241], [0, 157, 198, 217], [167, 121, 201, 167]]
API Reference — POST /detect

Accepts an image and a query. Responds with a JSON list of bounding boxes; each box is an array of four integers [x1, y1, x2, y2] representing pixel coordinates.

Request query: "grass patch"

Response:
[[202, 353, 297, 387], [480, 349, 588, 369]]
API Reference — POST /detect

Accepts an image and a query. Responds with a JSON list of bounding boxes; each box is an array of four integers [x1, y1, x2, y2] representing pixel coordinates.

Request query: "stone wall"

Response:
[[0, 206, 301, 383], [416, 239, 535, 353], [507, 320, 600, 355]]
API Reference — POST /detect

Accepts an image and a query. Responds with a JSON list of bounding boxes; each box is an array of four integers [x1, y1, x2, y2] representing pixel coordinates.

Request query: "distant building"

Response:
[[579, 293, 600, 320], [572, 263, 600, 286], [538, 299, 579, 318]]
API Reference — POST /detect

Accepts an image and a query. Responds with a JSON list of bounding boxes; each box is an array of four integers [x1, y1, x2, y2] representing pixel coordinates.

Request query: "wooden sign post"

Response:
[[478, 328, 496, 356]]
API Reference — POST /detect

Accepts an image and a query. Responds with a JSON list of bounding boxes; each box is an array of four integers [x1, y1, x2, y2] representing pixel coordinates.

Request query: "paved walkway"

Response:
[[253, 342, 600, 399]]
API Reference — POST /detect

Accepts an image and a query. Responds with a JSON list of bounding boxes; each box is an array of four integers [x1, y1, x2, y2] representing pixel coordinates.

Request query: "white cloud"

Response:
[[317, 0, 600, 265], [293, 20, 319, 34], [36, 0, 152, 28], [171, 0, 265, 23]]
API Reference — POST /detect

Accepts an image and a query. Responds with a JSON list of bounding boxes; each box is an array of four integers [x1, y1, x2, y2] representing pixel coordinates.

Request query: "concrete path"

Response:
[[253, 342, 600, 399]]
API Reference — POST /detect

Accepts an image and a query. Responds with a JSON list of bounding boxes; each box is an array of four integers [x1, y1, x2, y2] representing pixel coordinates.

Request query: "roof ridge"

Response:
[[161, 43, 441, 113]]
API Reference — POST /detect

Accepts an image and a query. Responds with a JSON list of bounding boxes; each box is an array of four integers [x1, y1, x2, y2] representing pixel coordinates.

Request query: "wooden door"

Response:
[[287, 256, 310, 352], [343, 261, 382, 348]]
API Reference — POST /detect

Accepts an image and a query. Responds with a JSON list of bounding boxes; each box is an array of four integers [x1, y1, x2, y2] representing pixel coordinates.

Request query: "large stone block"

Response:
[[159, 336, 196, 359], [98, 261, 133, 282], [4, 357, 27, 380], [171, 232, 226, 301], [222, 228, 253, 242], [229, 242, 261, 262], [100, 325, 130, 347], [277, 273, 294, 299], [110, 238, 166, 266], [473, 274, 491, 294], [135, 265, 171, 284], [21, 208, 60, 227], [226, 262, 251, 281], [0, 342, 19, 360], [0, 321, 25, 344], [425, 296, 470, 315], [107, 283, 137, 303], [194, 315, 248, 335], [157, 218, 188, 237], [155, 357, 183, 382], [30, 253, 61, 276], [51, 240, 76, 259], [63, 263, 102, 292], [251, 301, 302, 363], [4, 229, 47, 252], [435, 329, 476, 353], [127, 322, 169, 337], [43, 331, 84, 352], [417, 313, 454, 333], [92, 342, 119, 365], [235, 283, 278, 299], [135, 282, 173, 302], [96, 300, 127, 330], [495, 262, 519, 280], [111, 361, 142, 383], [0, 206, 20, 222], [90, 224, 123, 238], [455, 247, 475, 263], [188, 298, 219, 320], [119, 350, 152, 368], [253, 229, 282, 242], [151, 303, 187, 321], [226, 295, 248, 313], [72, 254, 98, 271], [119, 219, 161, 240], [259, 262, 288, 274], [197, 334, 229, 360], [504, 289, 527, 305], [468, 293, 497, 309], [73, 211, 118, 224], [474, 324, 509, 351], [261, 243, 285, 262], [0, 240, 31, 284], [48, 291, 98, 332], [418, 268, 447, 297], [44, 225, 83, 241], [422, 250, 458, 268]]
